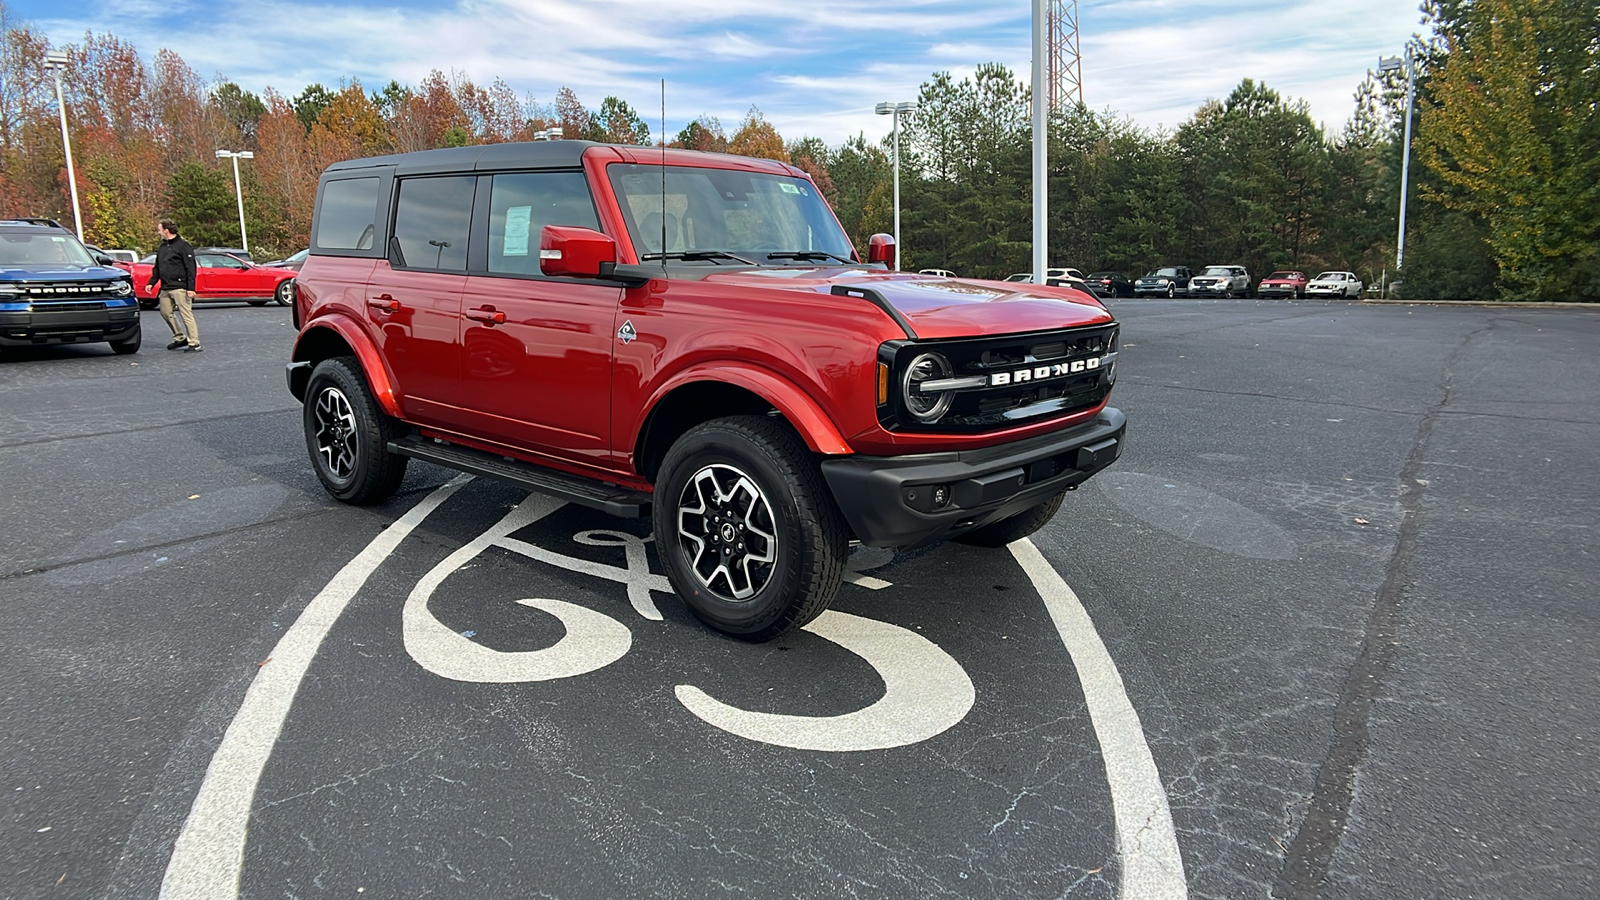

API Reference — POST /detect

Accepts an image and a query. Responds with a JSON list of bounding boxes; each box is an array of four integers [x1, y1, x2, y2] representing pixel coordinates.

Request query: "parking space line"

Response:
[[159, 477, 471, 900], [1010, 538, 1188, 900]]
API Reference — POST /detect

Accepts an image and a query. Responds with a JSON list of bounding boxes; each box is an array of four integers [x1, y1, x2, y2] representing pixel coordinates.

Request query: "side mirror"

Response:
[[95, 254, 116, 266], [540, 225, 617, 278], [866, 233, 896, 268]]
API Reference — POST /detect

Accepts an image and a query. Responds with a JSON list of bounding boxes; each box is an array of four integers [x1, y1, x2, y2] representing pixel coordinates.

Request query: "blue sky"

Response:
[[12, 1, 1426, 144]]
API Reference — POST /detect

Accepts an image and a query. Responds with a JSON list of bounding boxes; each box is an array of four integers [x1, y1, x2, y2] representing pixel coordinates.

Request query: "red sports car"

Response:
[[131, 251, 296, 309]]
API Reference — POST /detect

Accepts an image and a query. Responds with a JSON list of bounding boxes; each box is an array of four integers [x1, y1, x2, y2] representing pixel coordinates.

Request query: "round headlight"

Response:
[[110, 280, 133, 296], [902, 351, 955, 423]]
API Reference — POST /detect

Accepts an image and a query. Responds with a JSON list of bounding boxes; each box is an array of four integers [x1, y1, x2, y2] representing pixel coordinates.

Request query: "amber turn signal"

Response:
[[877, 362, 890, 405]]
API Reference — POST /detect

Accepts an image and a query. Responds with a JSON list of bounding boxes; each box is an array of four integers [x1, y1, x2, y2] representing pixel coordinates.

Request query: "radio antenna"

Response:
[[660, 78, 667, 268]]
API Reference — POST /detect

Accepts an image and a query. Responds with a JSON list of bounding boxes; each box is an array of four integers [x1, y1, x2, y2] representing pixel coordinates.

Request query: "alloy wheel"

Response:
[[313, 386, 359, 480], [675, 463, 777, 602]]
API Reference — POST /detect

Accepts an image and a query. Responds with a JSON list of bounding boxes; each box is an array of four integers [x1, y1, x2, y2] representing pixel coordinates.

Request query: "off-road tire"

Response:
[[653, 415, 848, 641], [951, 490, 1068, 548], [109, 326, 141, 355], [303, 356, 408, 504]]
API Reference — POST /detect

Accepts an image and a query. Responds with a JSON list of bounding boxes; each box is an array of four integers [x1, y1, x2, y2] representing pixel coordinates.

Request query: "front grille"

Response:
[[18, 281, 118, 300], [881, 324, 1118, 432], [29, 301, 104, 312]]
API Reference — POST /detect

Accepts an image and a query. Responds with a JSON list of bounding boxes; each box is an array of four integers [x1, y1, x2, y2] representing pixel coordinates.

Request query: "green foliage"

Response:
[[212, 82, 265, 142], [1417, 0, 1600, 300], [292, 83, 334, 132], [1400, 208, 1498, 299], [165, 161, 239, 247], [595, 96, 650, 145]]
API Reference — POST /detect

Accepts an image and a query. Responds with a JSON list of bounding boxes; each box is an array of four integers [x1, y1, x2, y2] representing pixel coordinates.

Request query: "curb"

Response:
[[1360, 299, 1600, 309]]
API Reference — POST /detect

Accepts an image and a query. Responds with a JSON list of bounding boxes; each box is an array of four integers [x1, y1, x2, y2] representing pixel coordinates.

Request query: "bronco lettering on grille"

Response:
[[989, 357, 1101, 387]]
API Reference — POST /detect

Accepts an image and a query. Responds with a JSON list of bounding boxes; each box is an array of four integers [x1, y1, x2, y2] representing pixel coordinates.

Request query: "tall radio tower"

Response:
[[1047, 0, 1083, 111]]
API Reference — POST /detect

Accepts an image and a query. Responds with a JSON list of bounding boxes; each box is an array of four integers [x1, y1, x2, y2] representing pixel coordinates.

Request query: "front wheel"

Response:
[[652, 416, 848, 641], [1166, 284, 1176, 298], [109, 326, 141, 355], [302, 356, 408, 504], [951, 491, 1068, 548]]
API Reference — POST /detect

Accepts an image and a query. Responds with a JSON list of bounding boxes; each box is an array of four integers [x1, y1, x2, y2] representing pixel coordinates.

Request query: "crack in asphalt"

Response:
[[1272, 322, 1491, 899], [0, 405, 301, 450], [0, 482, 449, 581]]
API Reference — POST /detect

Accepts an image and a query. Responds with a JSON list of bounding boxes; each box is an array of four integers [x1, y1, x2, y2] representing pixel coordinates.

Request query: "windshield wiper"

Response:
[[765, 251, 857, 265], [640, 250, 756, 265]]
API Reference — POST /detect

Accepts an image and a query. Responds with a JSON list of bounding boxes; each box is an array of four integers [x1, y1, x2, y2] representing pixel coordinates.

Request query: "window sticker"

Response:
[[504, 205, 533, 257], [779, 183, 802, 195]]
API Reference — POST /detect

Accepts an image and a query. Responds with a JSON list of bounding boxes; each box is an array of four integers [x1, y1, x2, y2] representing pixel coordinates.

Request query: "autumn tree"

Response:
[[1416, 0, 1600, 300], [675, 117, 727, 152], [728, 107, 787, 161]]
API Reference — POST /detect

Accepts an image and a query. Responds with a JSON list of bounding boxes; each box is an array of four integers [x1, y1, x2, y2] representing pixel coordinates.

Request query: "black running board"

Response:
[[388, 436, 651, 518]]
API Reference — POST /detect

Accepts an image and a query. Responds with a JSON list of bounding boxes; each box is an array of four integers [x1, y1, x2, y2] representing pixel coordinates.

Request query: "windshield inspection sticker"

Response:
[[779, 183, 802, 194], [503, 205, 532, 256]]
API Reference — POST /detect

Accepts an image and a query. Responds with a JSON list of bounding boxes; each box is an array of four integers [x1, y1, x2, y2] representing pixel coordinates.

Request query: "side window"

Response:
[[392, 176, 475, 272], [487, 172, 600, 276], [315, 177, 380, 251]]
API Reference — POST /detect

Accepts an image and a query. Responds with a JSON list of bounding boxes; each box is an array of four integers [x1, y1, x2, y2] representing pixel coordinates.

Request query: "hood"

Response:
[[699, 268, 1112, 340], [0, 264, 128, 282]]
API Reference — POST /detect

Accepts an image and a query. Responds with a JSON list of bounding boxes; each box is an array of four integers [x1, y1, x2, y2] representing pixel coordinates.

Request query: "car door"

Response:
[[195, 253, 248, 298], [365, 174, 475, 427], [458, 170, 621, 468]]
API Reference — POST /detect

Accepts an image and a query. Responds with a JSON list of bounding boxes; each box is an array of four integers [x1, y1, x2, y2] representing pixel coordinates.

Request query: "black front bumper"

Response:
[[821, 408, 1125, 548], [0, 306, 140, 347]]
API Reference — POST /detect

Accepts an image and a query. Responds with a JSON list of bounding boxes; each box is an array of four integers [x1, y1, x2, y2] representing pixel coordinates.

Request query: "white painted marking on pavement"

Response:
[[401, 493, 632, 682], [674, 609, 975, 752], [160, 476, 471, 900], [1009, 538, 1188, 899], [842, 572, 893, 590]]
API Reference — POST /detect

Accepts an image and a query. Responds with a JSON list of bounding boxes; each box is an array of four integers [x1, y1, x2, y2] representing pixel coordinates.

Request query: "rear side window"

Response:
[[391, 176, 475, 272], [315, 177, 380, 251], [487, 172, 600, 276]]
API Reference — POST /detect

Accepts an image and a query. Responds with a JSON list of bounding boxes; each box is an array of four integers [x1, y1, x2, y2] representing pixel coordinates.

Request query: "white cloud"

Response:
[[19, 0, 1426, 144]]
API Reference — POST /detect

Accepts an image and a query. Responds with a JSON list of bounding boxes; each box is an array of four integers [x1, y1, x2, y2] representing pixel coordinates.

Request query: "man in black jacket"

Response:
[[147, 220, 201, 351]]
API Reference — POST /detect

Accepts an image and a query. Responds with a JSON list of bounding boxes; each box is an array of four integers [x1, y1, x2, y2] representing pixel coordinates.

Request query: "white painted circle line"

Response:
[[159, 476, 471, 900], [1009, 538, 1188, 899]]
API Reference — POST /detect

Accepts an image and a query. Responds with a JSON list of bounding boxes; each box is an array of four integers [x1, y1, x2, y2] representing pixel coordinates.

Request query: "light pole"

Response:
[[215, 149, 254, 253], [1378, 48, 1415, 274], [1031, 0, 1047, 285], [43, 51, 84, 241], [875, 100, 917, 270]]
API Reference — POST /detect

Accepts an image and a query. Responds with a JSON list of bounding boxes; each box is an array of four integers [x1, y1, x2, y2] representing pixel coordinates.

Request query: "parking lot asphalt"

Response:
[[0, 299, 1595, 899]]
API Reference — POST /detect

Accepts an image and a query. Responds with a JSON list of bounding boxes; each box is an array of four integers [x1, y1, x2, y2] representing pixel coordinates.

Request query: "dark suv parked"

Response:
[[287, 141, 1126, 640], [0, 220, 140, 353]]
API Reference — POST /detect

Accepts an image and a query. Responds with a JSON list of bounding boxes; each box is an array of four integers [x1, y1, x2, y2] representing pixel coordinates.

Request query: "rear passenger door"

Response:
[[458, 170, 621, 469], [365, 175, 475, 427]]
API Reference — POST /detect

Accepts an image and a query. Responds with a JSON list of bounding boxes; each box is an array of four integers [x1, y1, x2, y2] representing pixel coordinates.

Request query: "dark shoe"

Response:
[[186, 343, 203, 352], [167, 338, 188, 350]]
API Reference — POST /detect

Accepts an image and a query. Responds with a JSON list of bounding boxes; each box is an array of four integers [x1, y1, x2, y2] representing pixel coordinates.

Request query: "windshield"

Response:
[[607, 164, 855, 263], [0, 231, 98, 268], [1315, 272, 1339, 280], [1202, 266, 1233, 276], [1150, 267, 1180, 277], [1268, 271, 1298, 279]]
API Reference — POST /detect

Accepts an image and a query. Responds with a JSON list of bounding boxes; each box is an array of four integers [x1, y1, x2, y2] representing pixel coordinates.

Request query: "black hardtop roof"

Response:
[[320, 141, 800, 179], [324, 140, 595, 176], [0, 218, 70, 230]]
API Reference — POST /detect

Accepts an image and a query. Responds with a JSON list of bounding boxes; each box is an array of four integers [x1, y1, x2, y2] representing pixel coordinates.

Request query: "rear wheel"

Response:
[[274, 279, 294, 306], [653, 416, 847, 641], [951, 490, 1067, 548], [302, 356, 408, 504]]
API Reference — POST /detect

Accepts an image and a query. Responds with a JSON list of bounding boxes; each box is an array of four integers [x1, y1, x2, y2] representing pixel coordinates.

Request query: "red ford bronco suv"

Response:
[[287, 141, 1124, 640]]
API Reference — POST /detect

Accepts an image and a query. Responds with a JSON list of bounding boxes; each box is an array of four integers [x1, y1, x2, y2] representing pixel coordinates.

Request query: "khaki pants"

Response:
[[158, 289, 199, 344]]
